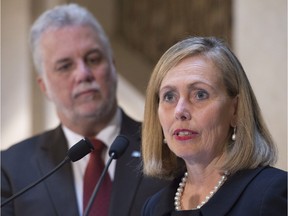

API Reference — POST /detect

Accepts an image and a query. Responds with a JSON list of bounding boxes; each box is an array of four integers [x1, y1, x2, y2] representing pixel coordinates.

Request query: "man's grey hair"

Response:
[[29, 3, 112, 74]]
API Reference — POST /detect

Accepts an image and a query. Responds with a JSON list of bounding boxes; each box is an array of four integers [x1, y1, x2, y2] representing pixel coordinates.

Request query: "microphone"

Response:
[[108, 135, 129, 159], [1, 138, 94, 207], [83, 135, 129, 216]]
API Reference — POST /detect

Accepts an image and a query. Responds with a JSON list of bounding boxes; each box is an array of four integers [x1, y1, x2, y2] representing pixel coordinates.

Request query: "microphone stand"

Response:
[[1, 157, 70, 207], [1, 138, 93, 208], [83, 152, 116, 216]]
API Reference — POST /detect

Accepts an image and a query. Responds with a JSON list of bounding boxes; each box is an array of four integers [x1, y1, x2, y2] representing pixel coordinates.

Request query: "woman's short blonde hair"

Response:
[[142, 36, 277, 179]]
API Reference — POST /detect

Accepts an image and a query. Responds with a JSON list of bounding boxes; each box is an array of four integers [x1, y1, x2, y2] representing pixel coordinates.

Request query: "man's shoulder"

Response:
[[1, 126, 63, 159], [121, 110, 141, 127]]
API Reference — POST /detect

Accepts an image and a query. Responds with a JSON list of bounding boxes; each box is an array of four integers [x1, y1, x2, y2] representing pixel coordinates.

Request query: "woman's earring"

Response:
[[163, 138, 167, 144], [232, 127, 236, 141]]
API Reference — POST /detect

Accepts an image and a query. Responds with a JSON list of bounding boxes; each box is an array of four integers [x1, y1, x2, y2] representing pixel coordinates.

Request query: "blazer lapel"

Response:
[[143, 176, 180, 216], [149, 168, 267, 216], [201, 167, 266, 216], [36, 126, 80, 216], [109, 111, 143, 216]]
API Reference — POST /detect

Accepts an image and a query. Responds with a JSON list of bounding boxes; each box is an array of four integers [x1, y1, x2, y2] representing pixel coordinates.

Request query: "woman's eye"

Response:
[[163, 92, 176, 102], [195, 90, 209, 100]]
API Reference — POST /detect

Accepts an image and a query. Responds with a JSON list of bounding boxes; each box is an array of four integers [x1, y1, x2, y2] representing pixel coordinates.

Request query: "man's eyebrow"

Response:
[[85, 48, 103, 56], [55, 49, 103, 64], [55, 58, 71, 65]]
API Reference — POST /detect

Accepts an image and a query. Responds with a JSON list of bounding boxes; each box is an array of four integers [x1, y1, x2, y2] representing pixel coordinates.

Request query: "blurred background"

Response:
[[1, 0, 287, 170]]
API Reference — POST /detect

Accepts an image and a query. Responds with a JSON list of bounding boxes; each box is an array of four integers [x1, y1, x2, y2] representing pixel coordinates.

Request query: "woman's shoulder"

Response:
[[263, 166, 287, 174], [232, 166, 287, 215], [255, 166, 287, 188], [227, 166, 287, 198], [233, 166, 286, 178], [200, 166, 287, 216], [253, 166, 287, 180]]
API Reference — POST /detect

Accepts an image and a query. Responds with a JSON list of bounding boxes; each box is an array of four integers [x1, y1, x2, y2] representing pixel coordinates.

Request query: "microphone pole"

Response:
[[1, 138, 94, 207], [83, 154, 115, 216], [83, 135, 129, 216]]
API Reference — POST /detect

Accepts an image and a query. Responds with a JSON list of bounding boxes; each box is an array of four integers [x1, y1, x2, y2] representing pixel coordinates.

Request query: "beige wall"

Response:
[[2, 0, 33, 147], [233, 0, 287, 170], [1, 0, 287, 170]]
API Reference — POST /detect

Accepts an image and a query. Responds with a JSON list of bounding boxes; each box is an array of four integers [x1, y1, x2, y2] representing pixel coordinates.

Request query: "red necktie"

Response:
[[83, 139, 112, 216]]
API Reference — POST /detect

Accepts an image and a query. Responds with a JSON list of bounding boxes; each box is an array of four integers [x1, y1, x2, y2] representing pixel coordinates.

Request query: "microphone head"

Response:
[[67, 139, 94, 162], [108, 135, 129, 159]]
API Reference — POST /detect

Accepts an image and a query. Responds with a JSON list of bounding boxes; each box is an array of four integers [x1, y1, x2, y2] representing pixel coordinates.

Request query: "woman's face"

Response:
[[158, 55, 237, 164]]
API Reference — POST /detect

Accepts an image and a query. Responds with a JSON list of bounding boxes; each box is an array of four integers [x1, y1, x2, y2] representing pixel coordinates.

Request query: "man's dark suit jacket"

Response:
[[142, 166, 287, 216], [1, 111, 169, 216]]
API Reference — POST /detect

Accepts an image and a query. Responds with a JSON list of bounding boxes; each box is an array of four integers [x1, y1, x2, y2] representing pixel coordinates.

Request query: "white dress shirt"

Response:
[[62, 108, 121, 215]]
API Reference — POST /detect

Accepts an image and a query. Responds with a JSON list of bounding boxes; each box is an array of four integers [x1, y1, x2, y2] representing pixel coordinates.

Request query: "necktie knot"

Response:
[[89, 138, 105, 152]]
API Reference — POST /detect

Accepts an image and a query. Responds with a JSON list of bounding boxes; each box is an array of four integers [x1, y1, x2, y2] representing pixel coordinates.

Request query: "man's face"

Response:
[[37, 25, 117, 126]]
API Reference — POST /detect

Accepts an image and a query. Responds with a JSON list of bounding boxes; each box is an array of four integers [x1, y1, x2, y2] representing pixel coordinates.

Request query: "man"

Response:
[[1, 4, 168, 216]]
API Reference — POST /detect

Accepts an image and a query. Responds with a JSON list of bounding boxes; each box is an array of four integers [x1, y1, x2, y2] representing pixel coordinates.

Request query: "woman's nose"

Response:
[[175, 99, 191, 121]]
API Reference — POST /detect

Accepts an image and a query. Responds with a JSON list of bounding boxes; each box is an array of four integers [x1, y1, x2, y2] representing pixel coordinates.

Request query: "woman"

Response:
[[141, 37, 287, 216]]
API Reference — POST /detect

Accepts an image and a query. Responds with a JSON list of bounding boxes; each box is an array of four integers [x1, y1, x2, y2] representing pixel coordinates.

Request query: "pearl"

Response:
[[232, 127, 236, 141], [174, 171, 228, 211]]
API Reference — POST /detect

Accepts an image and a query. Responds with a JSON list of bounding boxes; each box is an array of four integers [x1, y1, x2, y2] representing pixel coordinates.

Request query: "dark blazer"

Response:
[[142, 166, 287, 216], [1, 111, 169, 216]]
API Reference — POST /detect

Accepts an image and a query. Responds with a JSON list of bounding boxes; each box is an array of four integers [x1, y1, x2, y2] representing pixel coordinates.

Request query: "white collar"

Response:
[[63, 108, 122, 151]]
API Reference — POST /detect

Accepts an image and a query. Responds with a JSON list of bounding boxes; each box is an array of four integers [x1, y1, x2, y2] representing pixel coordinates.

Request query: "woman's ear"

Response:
[[230, 95, 238, 127]]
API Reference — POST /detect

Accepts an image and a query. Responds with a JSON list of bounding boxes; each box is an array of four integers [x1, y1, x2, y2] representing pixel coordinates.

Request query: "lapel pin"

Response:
[[131, 151, 141, 158]]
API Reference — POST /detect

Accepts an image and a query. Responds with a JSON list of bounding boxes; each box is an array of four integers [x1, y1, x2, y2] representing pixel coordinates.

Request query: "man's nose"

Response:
[[75, 61, 93, 82]]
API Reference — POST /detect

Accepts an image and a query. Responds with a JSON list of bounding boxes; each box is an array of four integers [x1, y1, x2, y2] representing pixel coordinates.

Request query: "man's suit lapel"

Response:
[[109, 111, 143, 216], [33, 111, 143, 216], [36, 126, 80, 216]]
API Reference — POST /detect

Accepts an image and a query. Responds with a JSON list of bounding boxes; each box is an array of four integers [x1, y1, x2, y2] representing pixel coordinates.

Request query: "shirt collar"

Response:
[[63, 108, 122, 150]]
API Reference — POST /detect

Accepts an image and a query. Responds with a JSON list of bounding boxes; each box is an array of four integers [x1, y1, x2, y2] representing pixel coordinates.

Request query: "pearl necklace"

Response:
[[174, 171, 228, 211]]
